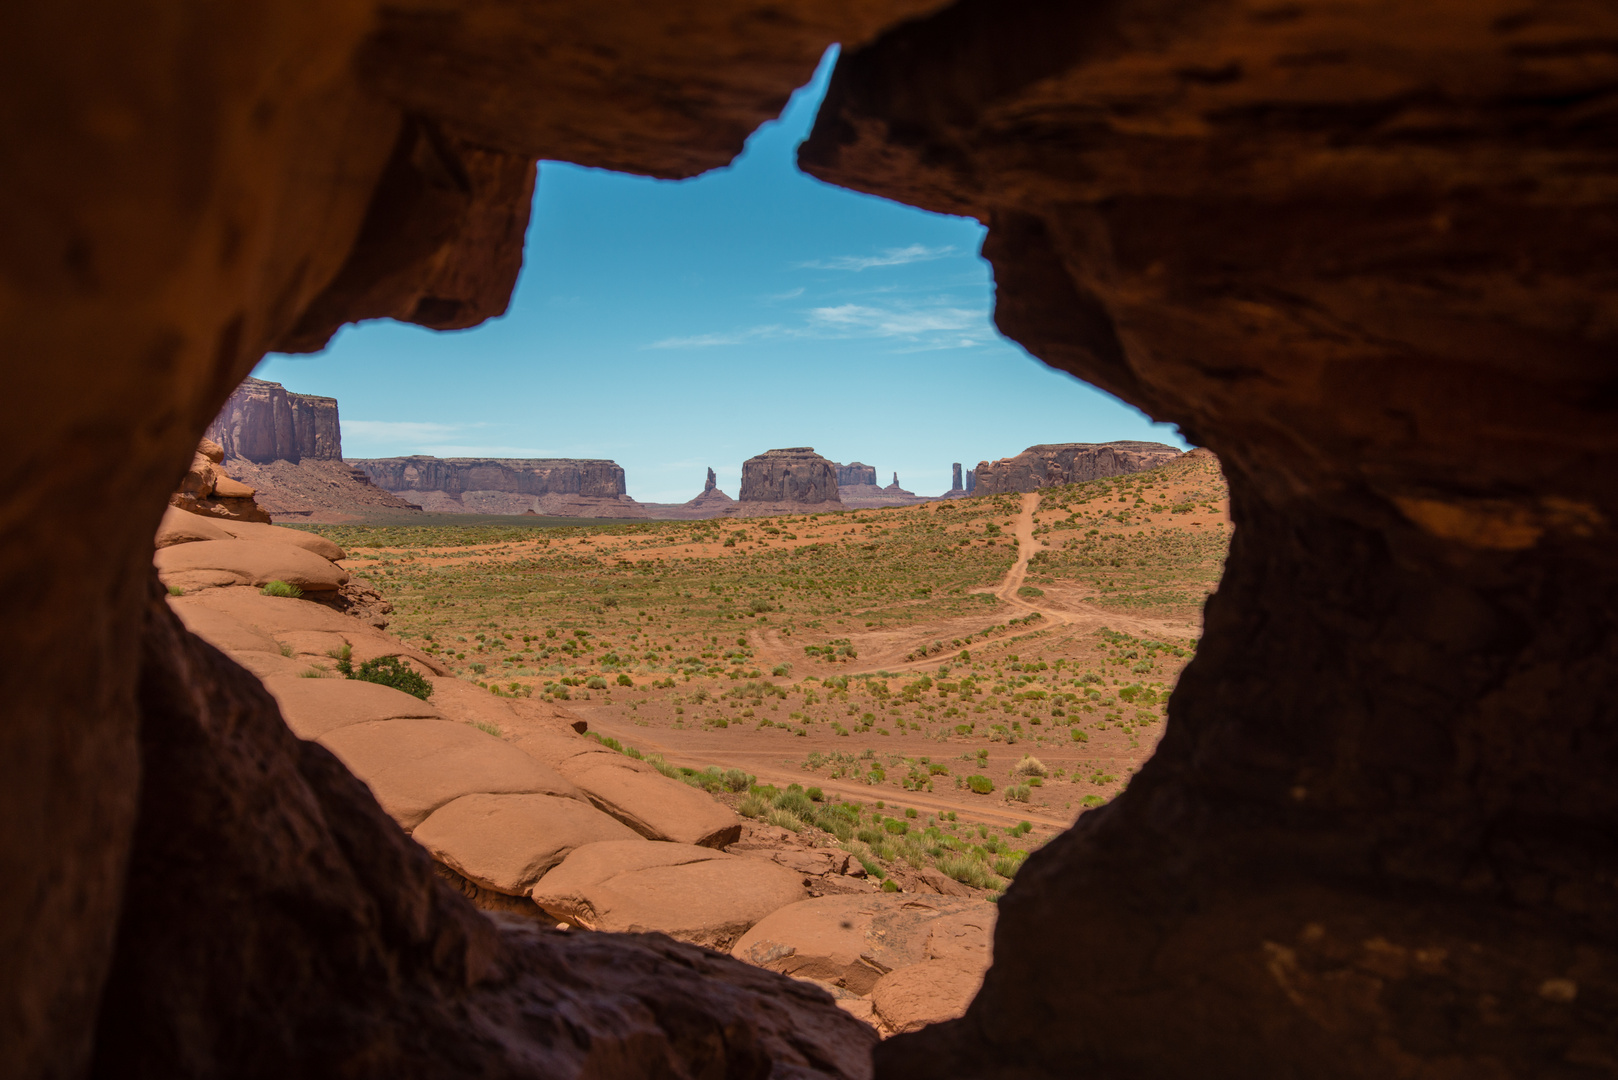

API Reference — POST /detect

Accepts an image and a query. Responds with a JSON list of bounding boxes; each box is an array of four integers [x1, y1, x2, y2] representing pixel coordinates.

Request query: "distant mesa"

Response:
[[207, 377, 342, 463], [740, 448, 840, 513], [835, 461, 877, 487], [204, 377, 421, 522], [351, 456, 651, 517], [833, 461, 930, 509], [972, 441, 1184, 494], [352, 455, 741, 520]]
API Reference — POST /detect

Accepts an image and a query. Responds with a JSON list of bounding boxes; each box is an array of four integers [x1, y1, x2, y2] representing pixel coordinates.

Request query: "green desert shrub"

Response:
[[814, 810, 854, 841], [765, 808, 803, 832], [994, 851, 1028, 879], [261, 580, 302, 599], [937, 854, 996, 889], [585, 675, 608, 690], [346, 656, 432, 701], [966, 775, 994, 795], [721, 768, 753, 792], [615, 673, 634, 686], [738, 794, 769, 818], [773, 789, 816, 822]]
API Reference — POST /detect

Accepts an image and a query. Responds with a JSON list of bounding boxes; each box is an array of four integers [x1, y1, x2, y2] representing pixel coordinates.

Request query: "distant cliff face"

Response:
[[973, 442, 1183, 494], [206, 377, 341, 463], [834, 461, 877, 487], [353, 456, 627, 498], [740, 448, 839, 505]]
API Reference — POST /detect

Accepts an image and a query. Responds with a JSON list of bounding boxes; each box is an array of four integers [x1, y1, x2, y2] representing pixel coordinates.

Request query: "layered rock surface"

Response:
[[5, 2, 956, 1076], [802, 2, 1618, 1076], [972, 441, 1183, 495], [14, 0, 1618, 1077]]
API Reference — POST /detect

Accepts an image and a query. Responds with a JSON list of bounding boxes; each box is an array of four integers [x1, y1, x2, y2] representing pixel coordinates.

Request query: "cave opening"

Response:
[[7, 3, 1618, 1078]]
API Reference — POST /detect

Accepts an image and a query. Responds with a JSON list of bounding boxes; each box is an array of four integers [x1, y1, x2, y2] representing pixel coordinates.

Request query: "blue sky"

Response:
[[254, 49, 1183, 503]]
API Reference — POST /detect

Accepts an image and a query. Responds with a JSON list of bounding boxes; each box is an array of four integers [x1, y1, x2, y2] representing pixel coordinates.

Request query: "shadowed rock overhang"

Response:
[[3, 0, 1616, 1077]]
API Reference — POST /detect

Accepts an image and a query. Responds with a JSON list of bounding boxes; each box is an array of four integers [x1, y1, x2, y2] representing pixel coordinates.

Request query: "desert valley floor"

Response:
[[299, 452, 1229, 877]]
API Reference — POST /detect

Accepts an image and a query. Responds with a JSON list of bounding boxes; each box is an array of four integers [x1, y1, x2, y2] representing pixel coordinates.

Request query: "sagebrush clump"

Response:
[[338, 654, 432, 701]]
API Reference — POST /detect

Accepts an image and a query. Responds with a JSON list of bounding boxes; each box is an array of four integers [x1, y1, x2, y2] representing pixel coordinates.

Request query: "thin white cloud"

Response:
[[646, 294, 994, 351], [647, 324, 785, 349], [797, 244, 956, 271], [764, 286, 805, 302], [807, 303, 980, 337]]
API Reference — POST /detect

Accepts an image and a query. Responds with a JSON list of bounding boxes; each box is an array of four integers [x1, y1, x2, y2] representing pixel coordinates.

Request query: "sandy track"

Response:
[[576, 717, 1076, 830], [746, 492, 1194, 678]]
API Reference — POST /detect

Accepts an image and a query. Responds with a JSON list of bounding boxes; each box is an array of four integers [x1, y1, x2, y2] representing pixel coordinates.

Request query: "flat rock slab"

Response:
[[168, 602, 285, 658], [731, 894, 996, 996], [171, 588, 448, 675], [155, 539, 347, 592], [871, 957, 987, 1035], [262, 675, 442, 739], [156, 506, 346, 560], [531, 840, 807, 949], [414, 793, 639, 895], [563, 761, 742, 848], [513, 729, 629, 773], [318, 717, 581, 830]]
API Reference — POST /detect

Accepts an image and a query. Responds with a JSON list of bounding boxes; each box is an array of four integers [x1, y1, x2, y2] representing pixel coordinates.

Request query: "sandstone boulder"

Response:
[[317, 717, 581, 830], [154, 509, 234, 547], [261, 675, 442, 739], [870, 957, 986, 1035], [168, 437, 274, 523], [732, 893, 995, 996], [530, 840, 807, 949], [213, 519, 345, 561], [211, 475, 257, 498], [154, 539, 348, 592], [414, 792, 640, 896], [155, 506, 346, 560]]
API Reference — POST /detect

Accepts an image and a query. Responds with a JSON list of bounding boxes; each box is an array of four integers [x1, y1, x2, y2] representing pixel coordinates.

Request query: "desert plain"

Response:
[[293, 451, 1230, 886]]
